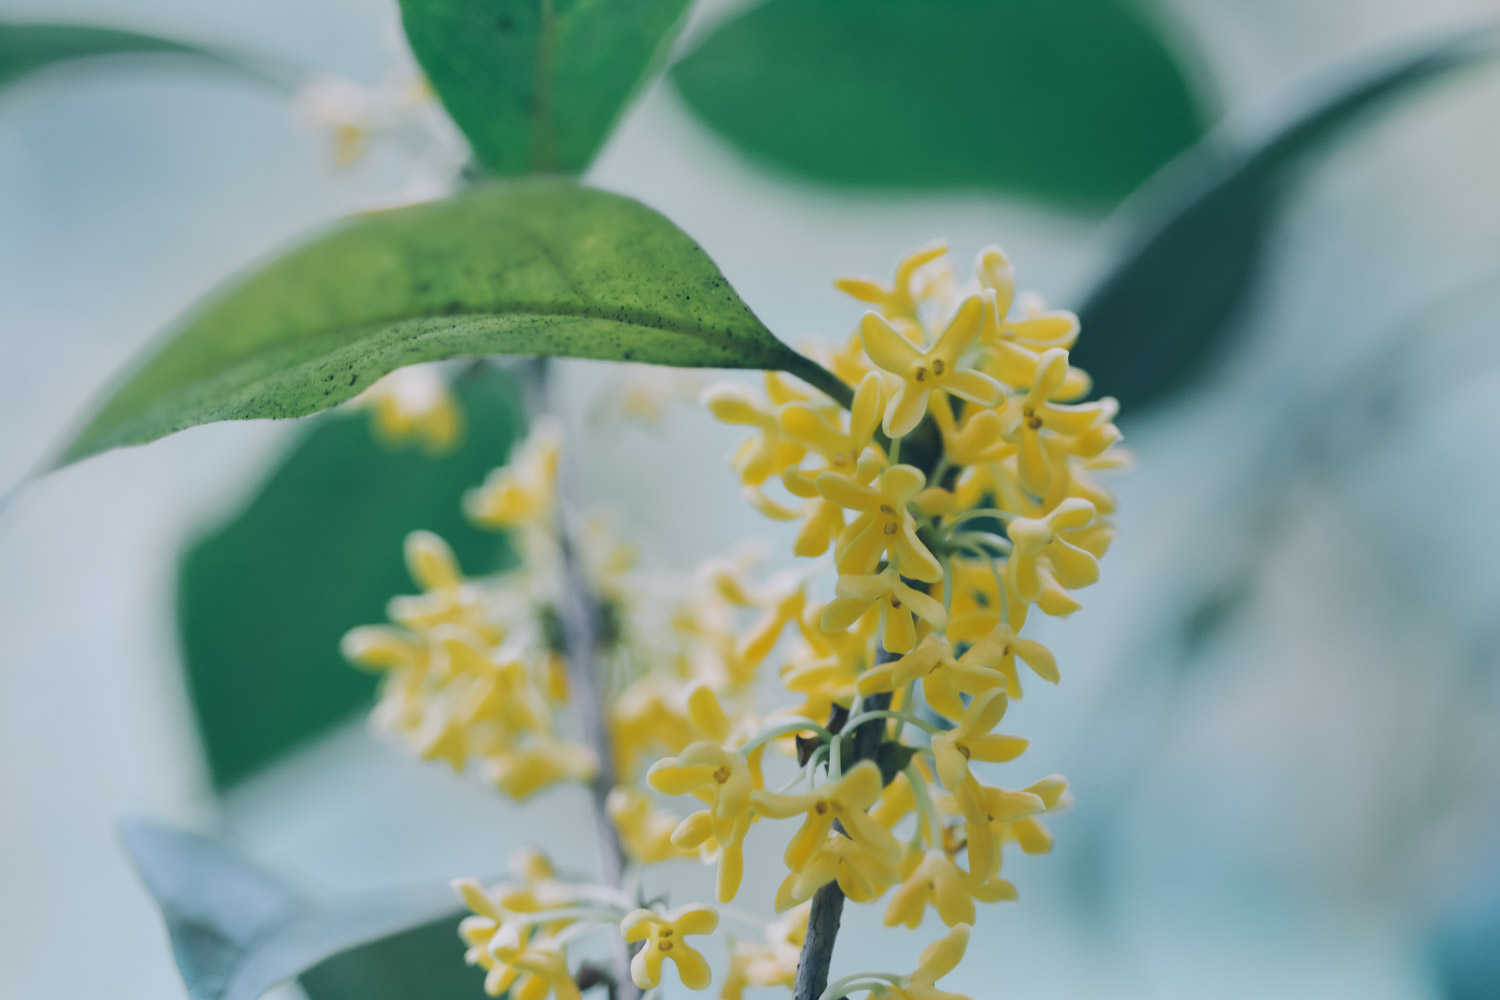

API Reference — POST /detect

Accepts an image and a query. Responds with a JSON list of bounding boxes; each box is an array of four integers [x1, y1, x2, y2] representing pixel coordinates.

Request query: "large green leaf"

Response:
[[400, 0, 693, 175], [58, 181, 841, 466], [0, 20, 295, 95], [669, 0, 1207, 206], [122, 819, 463, 1000], [1073, 30, 1500, 412], [179, 368, 518, 789], [300, 918, 488, 1000]]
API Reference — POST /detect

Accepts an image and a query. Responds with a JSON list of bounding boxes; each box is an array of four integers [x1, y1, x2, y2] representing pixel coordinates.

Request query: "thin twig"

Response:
[[521, 357, 640, 1000]]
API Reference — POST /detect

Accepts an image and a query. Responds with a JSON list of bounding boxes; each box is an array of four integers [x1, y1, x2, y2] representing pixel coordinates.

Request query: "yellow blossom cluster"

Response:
[[341, 418, 601, 799], [344, 239, 1125, 1000], [653, 241, 1123, 996]]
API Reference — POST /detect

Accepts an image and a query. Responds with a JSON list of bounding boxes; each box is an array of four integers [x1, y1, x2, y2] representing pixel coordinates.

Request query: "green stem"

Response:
[[744, 718, 833, 752], [778, 350, 854, 409], [844, 708, 937, 737], [904, 762, 940, 849]]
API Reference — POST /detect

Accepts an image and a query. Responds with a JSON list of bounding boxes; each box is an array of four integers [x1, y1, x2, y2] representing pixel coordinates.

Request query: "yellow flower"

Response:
[[386, 530, 496, 638], [465, 419, 562, 530], [667, 807, 751, 903], [1006, 498, 1101, 605], [931, 689, 1028, 879], [736, 576, 805, 670], [999, 348, 1115, 494], [779, 371, 885, 476], [621, 905, 720, 990], [932, 405, 1012, 467], [975, 247, 1079, 355], [859, 294, 1004, 437], [351, 365, 463, 454], [752, 760, 900, 871], [720, 903, 809, 1000], [818, 464, 944, 582], [772, 372, 887, 556], [434, 629, 551, 732], [949, 775, 1071, 858], [835, 241, 950, 322], [868, 923, 974, 1000], [856, 632, 1006, 721], [608, 786, 693, 864], [944, 558, 1030, 643], [452, 877, 582, 1000], [884, 848, 1016, 929], [611, 677, 698, 777], [492, 937, 582, 1000], [952, 622, 1059, 697], [484, 736, 597, 800], [702, 379, 808, 487], [931, 690, 1028, 791], [648, 743, 757, 901], [773, 832, 902, 910], [341, 623, 428, 671], [821, 567, 946, 655]]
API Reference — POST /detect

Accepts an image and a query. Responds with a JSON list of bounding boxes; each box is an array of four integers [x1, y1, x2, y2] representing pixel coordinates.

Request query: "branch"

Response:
[[521, 358, 640, 1000], [791, 687, 894, 1000]]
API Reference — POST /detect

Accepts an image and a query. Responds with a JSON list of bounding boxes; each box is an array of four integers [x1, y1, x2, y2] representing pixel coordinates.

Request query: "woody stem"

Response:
[[790, 682, 895, 1000]]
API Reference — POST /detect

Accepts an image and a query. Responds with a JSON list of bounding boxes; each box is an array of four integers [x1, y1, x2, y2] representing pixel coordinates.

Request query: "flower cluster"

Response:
[[342, 418, 602, 799], [343, 240, 1125, 999]]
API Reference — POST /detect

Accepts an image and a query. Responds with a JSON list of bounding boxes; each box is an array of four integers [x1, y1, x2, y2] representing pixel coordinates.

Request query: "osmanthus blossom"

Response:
[[859, 294, 1004, 438], [846, 923, 977, 1000], [348, 364, 463, 454], [342, 240, 1128, 996], [621, 905, 721, 990]]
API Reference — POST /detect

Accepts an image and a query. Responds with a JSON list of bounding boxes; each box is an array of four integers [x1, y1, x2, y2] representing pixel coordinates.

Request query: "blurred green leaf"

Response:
[[300, 916, 487, 1000], [122, 819, 461, 1000], [0, 20, 296, 95], [179, 368, 518, 789], [58, 180, 839, 466], [669, 0, 1206, 206], [400, 0, 692, 175], [1074, 30, 1500, 412]]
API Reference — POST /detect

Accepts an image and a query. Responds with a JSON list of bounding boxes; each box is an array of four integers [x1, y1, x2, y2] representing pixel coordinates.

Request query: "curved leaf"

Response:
[[179, 368, 518, 789], [669, 0, 1207, 206], [1074, 29, 1500, 411], [400, 0, 693, 175], [58, 180, 837, 466], [122, 819, 461, 1000], [0, 20, 297, 95]]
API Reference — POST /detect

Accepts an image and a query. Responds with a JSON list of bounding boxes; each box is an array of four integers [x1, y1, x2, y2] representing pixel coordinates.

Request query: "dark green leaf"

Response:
[[875, 741, 918, 786], [1074, 30, 1500, 411], [58, 180, 840, 467], [179, 368, 518, 789], [301, 917, 487, 1000], [121, 819, 460, 1000], [400, 0, 692, 175], [669, 0, 1207, 206], [0, 21, 297, 95]]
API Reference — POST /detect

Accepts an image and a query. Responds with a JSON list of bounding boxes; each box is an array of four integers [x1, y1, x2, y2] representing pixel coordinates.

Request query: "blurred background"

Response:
[[4, 0, 1500, 998]]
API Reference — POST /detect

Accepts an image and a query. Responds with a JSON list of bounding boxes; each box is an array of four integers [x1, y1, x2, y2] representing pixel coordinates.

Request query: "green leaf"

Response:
[[300, 917, 487, 1000], [121, 819, 461, 1000], [1074, 30, 1500, 412], [58, 180, 837, 467], [400, 0, 693, 175], [0, 20, 297, 95], [669, 0, 1207, 206], [179, 368, 518, 789]]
